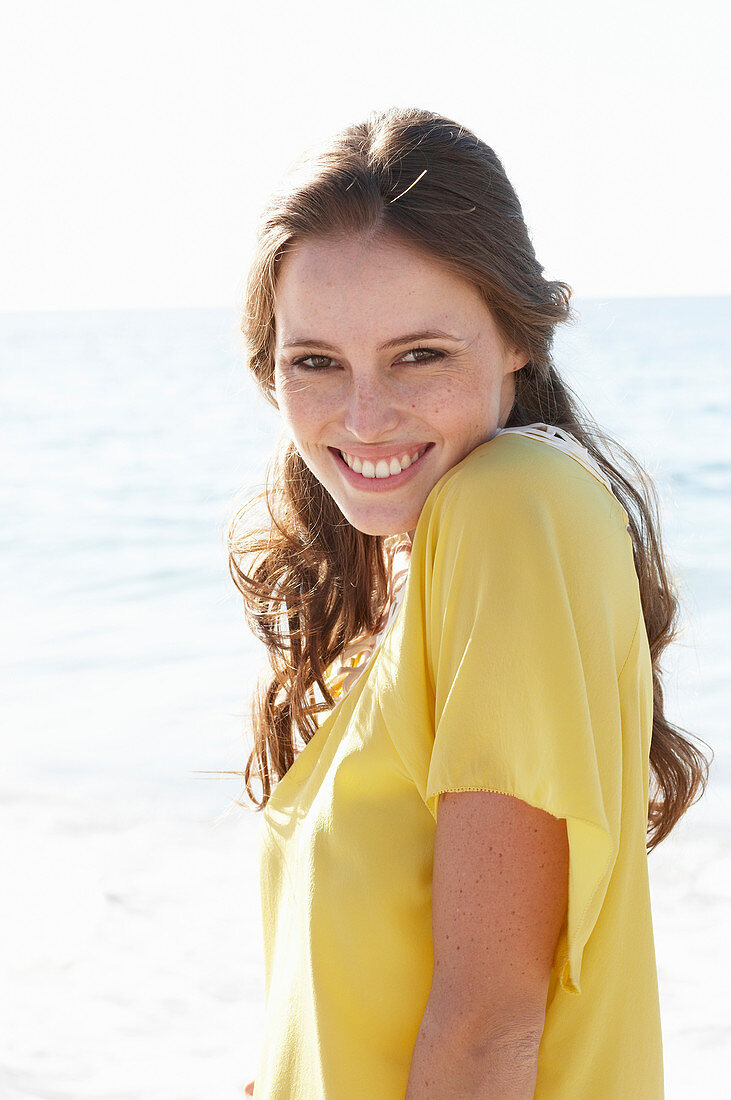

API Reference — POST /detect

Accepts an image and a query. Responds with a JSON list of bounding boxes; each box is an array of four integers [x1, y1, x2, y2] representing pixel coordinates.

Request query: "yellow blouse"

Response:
[[254, 429, 664, 1098]]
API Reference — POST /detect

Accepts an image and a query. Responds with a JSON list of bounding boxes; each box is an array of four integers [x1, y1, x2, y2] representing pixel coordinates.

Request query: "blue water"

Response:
[[2, 299, 729, 809]]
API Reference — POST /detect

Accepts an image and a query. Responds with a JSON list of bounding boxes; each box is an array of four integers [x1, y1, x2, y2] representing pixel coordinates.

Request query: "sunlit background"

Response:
[[1, 2, 729, 1097], [2, 0, 730, 311]]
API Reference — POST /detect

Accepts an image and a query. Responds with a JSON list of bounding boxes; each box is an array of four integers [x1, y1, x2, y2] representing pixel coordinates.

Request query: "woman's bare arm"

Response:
[[405, 789, 569, 1097]]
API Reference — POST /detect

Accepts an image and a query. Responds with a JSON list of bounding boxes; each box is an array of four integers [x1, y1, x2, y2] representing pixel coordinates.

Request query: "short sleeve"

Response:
[[419, 445, 636, 995]]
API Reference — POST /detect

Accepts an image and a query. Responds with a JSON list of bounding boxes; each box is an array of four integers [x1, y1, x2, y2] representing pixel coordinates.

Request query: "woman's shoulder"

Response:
[[414, 432, 630, 558], [410, 432, 641, 656]]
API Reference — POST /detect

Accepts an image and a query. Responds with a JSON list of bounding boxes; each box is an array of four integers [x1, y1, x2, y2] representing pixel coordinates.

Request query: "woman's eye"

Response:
[[290, 347, 444, 370], [292, 354, 335, 371], [401, 347, 444, 364]]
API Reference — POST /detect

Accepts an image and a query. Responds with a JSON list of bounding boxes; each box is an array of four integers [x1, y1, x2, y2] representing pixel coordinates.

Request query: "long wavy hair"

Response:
[[224, 106, 711, 851]]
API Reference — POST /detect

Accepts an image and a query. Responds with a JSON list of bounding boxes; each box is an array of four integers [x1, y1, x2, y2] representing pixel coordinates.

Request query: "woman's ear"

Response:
[[509, 348, 529, 373]]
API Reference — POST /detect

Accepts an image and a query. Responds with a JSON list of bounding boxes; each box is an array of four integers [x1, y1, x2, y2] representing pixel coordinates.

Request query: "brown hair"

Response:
[[224, 106, 711, 852]]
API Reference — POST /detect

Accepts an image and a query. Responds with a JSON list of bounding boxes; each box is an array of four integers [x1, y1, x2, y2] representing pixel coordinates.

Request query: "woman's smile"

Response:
[[330, 442, 434, 490]]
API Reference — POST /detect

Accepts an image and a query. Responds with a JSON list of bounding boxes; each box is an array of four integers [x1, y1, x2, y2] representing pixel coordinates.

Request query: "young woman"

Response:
[[229, 107, 711, 1098]]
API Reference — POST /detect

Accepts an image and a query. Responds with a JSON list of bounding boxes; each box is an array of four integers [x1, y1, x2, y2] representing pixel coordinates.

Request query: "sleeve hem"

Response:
[[427, 786, 616, 997]]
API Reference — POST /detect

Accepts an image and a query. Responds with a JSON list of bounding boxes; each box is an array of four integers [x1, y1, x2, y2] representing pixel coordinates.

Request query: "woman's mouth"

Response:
[[330, 443, 434, 490]]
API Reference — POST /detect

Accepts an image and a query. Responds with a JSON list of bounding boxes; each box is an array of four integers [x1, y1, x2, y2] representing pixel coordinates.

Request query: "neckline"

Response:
[[264, 564, 410, 811], [324, 546, 410, 701]]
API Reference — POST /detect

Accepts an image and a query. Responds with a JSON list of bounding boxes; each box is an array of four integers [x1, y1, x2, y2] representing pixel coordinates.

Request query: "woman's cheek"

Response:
[[278, 385, 320, 434]]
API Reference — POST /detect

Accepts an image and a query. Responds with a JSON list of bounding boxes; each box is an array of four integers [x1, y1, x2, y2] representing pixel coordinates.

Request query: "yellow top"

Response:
[[254, 431, 664, 1098]]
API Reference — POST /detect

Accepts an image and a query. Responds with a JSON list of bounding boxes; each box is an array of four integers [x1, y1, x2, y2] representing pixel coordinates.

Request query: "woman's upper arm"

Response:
[[428, 788, 569, 1035]]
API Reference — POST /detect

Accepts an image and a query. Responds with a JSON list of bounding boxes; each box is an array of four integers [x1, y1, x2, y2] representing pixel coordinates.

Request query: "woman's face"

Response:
[[273, 231, 526, 539]]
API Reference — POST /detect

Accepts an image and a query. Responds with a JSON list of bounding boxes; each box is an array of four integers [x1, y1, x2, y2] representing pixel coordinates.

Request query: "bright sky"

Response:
[[1, 0, 729, 311]]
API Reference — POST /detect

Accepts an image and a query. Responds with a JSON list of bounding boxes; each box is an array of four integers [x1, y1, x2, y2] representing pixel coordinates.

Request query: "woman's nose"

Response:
[[342, 376, 400, 440]]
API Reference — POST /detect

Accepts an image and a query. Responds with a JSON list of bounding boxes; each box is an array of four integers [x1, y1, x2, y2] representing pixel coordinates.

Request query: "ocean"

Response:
[[1, 299, 729, 1097]]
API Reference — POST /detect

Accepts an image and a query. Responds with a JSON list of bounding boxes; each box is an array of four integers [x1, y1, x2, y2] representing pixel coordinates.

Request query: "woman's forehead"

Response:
[[274, 233, 487, 343], [277, 231, 458, 285]]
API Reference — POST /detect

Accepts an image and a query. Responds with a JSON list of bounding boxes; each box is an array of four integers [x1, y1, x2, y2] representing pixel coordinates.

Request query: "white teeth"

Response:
[[340, 447, 427, 479]]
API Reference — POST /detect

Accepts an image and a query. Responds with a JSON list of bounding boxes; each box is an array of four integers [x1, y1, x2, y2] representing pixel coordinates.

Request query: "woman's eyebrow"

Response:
[[280, 329, 463, 352]]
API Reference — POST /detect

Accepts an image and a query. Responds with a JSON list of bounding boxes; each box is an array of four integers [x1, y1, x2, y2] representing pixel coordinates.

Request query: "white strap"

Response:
[[496, 422, 616, 495]]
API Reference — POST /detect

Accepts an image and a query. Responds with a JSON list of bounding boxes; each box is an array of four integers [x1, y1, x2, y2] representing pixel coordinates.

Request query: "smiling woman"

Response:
[[226, 106, 711, 1099]]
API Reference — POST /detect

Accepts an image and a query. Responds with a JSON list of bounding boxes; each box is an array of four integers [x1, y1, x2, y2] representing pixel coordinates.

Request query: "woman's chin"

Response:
[[338, 503, 419, 539]]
